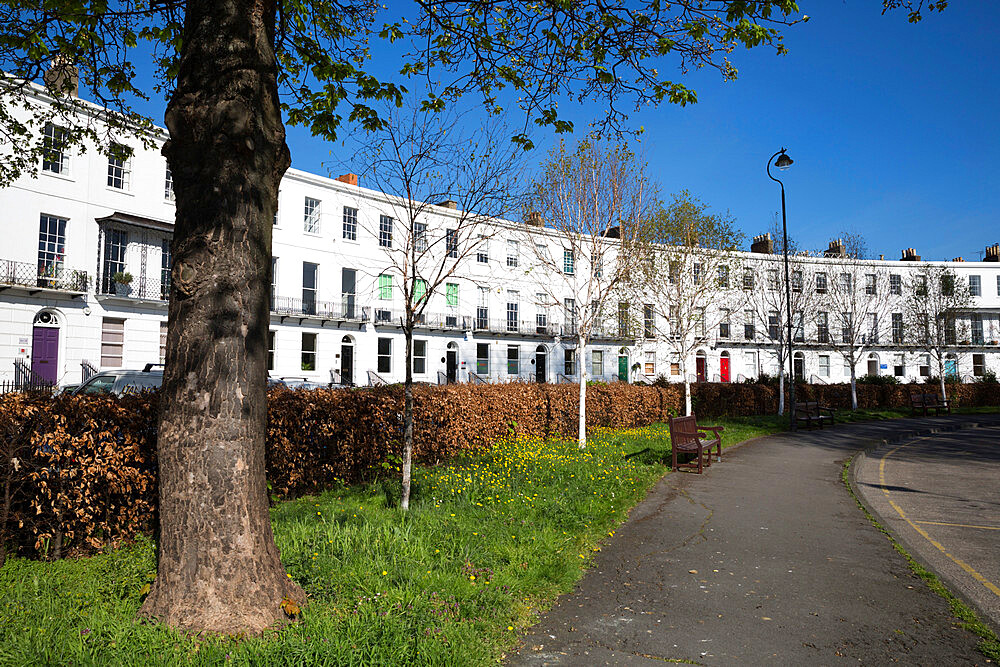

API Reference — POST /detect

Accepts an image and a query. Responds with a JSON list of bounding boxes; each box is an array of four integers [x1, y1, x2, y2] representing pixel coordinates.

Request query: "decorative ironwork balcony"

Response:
[[272, 296, 369, 322], [0, 259, 88, 294]]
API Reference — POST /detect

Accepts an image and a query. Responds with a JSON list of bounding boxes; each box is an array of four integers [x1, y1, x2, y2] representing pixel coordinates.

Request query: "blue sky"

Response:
[[278, 2, 999, 262], [117, 3, 996, 261]]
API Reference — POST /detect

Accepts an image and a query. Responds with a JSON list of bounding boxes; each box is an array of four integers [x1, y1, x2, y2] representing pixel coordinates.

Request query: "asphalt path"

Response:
[[853, 425, 1000, 632], [509, 415, 1000, 666]]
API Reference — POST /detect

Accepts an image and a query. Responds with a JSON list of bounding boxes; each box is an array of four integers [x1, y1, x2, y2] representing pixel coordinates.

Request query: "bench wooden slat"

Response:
[[668, 414, 723, 474]]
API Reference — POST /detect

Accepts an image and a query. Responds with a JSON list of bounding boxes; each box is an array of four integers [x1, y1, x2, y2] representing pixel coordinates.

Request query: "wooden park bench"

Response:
[[909, 392, 951, 417], [794, 401, 835, 430], [667, 414, 724, 474]]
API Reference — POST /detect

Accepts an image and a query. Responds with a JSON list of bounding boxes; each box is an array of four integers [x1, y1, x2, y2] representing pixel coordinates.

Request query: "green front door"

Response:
[[618, 354, 628, 381]]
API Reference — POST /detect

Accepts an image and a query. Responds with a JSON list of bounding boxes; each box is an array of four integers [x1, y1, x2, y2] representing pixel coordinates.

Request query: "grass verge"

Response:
[[841, 457, 1000, 661], [2, 419, 772, 667]]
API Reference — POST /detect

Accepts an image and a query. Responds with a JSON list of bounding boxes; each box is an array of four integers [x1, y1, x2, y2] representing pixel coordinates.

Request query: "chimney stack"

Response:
[[43, 55, 78, 97], [900, 248, 921, 261], [952, 256, 965, 262], [824, 239, 846, 258], [984, 244, 999, 262], [335, 173, 358, 186], [750, 233, 774, 254], [524, 211, 544, 227], [436, 199, 458, 210]]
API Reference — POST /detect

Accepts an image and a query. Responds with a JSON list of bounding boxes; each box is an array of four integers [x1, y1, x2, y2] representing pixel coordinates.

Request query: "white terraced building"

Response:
[[2, 88, 1000, 390]]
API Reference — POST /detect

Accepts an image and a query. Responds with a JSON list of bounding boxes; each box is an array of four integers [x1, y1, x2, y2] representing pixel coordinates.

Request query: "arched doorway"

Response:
[[867, 352, 879, 377], [618, 347, 629, 382], [31, 309, 62, 385], [695, 350, 707, 383], [446, 342, 459, 383], [535, 345, 547, 383], [793, 351, 805, 381], [340, 335, 354, 386], [720, 351, 731, 383]]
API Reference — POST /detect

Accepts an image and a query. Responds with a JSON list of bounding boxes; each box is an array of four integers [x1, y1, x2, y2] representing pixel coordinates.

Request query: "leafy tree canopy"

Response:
[[0, 0, 813, 185]]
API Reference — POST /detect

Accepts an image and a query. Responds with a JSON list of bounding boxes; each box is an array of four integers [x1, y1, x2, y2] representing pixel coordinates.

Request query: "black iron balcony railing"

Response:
[[272, 296, 368, 321], [1, 258, 88, 293], [100, 271, 168, 301]]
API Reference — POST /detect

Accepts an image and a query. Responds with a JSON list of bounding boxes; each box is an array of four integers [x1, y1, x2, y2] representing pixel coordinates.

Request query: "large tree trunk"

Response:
[[401, 325, 414, 509], [577, 335, 587, 449], [138, 0, 303, 635]]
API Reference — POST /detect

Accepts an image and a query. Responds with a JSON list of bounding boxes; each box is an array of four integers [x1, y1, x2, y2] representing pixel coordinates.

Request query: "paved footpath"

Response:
[[510, 415, 1000, 666]]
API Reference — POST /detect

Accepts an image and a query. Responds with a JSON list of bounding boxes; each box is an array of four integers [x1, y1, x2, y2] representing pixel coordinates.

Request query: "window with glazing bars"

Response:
[[892, 313, 903, 343], [164, 165, 175, 201], [507, 239, 519, 268], [446, 229, 458, 258], [414, 222, 427, 252], [815, 272, 827, 293], [506, 292, 519, 332], [477, 235, 488, 263], [476, 287, 489, 329], [37, 214, 67, 278], [379, 215, 393, 247], [817, 312, 829, 343], [107, 144, 131, 189], [102, 229, 128, 294], [302, 262, 318, 315], [304, 197, 321, 233], [563, 249, 574, 274], [160, 239, 172, 300], [507, 345, 519, 375], [971, 314, 984, 344], [643, 304, 654, 338], [889, 274, 901, 295], [342, 206, 357, 240], [42, 123, 68, 174]]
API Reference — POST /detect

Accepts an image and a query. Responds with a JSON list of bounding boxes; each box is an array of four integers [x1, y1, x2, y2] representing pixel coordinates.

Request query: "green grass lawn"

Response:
[[1, 408, 994, 666]]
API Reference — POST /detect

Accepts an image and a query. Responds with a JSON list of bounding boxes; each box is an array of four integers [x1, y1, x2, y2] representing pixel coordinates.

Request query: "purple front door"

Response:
[[31, 326, 59, 384]]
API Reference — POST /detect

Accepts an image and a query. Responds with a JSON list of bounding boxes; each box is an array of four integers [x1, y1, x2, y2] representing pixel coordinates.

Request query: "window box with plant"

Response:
[[112, 271, 133, 296]]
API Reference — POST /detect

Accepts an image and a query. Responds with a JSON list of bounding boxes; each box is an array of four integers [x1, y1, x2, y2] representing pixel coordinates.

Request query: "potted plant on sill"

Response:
[[112, 271, 133, 296]]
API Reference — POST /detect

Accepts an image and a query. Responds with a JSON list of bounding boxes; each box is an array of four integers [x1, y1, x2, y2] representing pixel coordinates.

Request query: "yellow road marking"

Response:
[[913, 520, 1000, 531], [879, 439, 1000, 599]]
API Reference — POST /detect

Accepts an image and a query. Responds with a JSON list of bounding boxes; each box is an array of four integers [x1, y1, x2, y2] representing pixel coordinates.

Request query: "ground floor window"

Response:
[[507, 345, 519, 376], [159, 321, 168, 364], [973, 353, 985, 376], [564, 348, 576, 376], [919, 354, 930, 377], [268, 331, 275, 371], [101, 317, 125, 367], [301, 333, 316, 371], [818, 354, 830, 377], [591, 350, 603, 378], [644, 351, 655, 376], [413, 339, 427, 374], [671, 362, 680, 376], [893, 354, 904, 377], [476, 343, 489, 375], [743, 351, 757, 378], [377, 338, 392, 374]]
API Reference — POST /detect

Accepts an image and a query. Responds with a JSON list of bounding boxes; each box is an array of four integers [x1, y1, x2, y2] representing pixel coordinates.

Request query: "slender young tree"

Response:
[[816, 258, 897, 410], [745, 252, 822, 414], [0, 0, 819, 635], [903, 264, 972, 401], [345, 105, 522, 509], [632, 191, 744, 415], [524, 139, 652, 448]]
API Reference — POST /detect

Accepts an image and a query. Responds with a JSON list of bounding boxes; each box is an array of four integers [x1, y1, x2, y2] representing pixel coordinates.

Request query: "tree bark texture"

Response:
[[577, 335, 587, 448], [138, 0, 303, 634], [850, 365, 859, 411], [777, 368, 785, 416], [401, 326, 414, 510]]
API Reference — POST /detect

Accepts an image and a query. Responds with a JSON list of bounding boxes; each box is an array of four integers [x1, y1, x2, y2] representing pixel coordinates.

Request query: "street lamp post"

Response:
[[767, 148, 795, 431]]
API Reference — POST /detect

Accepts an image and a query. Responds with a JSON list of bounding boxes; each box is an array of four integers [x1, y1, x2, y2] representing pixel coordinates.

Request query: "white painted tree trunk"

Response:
[[938, 358, 948, 402], [849, 362, 858, 410], [777, 367, 785, 416], [578, 335, 587, 449], [680, 357, 692, 416]]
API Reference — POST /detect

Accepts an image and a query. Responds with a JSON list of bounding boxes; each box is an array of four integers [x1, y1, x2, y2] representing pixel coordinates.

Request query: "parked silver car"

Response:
[[72, 364, 163, 396]]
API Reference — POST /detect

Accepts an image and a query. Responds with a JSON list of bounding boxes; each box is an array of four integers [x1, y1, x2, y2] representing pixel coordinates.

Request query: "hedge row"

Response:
[[2, 381, 998, 561]]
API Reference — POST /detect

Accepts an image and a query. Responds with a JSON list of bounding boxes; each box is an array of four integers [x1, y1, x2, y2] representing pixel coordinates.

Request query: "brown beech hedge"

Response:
[[2, 381, 998, 562]]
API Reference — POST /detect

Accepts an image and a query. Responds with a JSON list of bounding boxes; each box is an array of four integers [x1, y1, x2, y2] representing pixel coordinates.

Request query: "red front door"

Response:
[[720, 357, 730, 383], [696, 356, 706, 383]]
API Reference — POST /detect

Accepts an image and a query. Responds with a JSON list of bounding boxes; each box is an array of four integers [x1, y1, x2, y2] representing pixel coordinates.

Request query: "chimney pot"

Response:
[[750, 232, 774, 254], [984, 244, 1000, 262], [900, 248, 921, 261], [824, 239, 846, 258]]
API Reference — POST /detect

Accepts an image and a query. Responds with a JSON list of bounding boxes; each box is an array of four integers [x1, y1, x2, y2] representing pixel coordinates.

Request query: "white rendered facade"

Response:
[[2, 93, 1000, 389]]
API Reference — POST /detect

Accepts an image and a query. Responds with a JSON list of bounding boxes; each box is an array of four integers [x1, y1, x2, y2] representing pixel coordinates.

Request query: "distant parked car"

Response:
[[72, 364, 164, 397], [280, 377, 327, 391]]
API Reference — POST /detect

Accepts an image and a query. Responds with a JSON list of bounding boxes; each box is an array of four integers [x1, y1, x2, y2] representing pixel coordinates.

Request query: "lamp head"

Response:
[[775, 151, 793, 171]]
